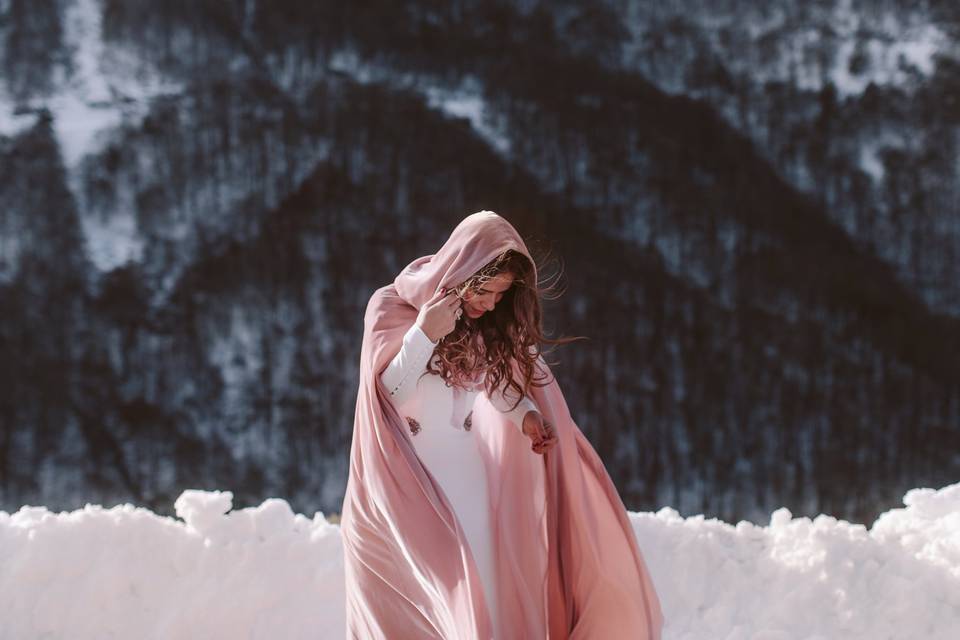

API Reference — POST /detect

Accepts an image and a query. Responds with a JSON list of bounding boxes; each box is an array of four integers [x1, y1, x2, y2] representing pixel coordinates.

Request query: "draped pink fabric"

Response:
[[340, 211, 663, 639]]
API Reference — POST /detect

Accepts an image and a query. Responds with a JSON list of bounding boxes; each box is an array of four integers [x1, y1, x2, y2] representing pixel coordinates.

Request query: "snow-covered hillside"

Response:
[[615, 0, 960, 315], [2, 483, 958, 639]]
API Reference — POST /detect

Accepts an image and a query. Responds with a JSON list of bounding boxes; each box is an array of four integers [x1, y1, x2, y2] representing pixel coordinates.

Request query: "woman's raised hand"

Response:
[[416, 287, 463, 343]]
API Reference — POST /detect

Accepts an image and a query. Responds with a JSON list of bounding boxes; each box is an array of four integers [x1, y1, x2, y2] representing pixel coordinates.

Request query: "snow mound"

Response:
[[642, 483, 960, 639], [1, 484, 959, 639], [0, 489, 343, 639]]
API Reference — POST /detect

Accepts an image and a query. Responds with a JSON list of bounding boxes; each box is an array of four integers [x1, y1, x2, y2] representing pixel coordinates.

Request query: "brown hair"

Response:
[[425, 248, 584, 411]]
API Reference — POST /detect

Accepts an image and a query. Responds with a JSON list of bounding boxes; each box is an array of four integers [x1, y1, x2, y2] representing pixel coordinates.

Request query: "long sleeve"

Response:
[[485, 381, 538, 433], [380, 322, 438, 407]]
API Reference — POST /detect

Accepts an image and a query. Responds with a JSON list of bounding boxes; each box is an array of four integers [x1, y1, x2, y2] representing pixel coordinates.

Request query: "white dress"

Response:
[[380, 322, 538, 632]]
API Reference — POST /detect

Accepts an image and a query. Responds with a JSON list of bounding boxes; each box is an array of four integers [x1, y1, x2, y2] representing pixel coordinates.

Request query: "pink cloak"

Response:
[[340, 211, 663, 639]]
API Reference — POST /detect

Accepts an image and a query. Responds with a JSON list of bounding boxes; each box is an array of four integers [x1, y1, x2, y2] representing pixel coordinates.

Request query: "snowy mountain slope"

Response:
[[609, 0, 960, 314], [1, 0, 958, 529]]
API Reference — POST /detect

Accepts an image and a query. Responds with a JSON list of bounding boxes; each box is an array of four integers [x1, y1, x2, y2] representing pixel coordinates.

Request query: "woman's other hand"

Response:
[[521, 410, 558, 454], [417, 287, 463, 343]]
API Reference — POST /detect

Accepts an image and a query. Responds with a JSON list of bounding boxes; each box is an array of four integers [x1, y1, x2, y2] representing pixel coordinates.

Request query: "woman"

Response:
[[340, 211, 663, 639]]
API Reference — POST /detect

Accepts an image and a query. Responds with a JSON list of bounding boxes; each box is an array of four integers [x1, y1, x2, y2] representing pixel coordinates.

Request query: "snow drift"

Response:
[[1, 483, 958, 639]]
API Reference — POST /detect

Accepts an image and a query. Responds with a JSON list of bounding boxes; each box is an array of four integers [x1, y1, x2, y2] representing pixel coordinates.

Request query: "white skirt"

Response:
[[398, 374, 499, 631]]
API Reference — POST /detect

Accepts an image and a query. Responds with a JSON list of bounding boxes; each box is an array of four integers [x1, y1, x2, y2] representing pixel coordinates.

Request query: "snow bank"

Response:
[[641, 484, 960, 639], [0, 490, 344, 639], [1, 484, 958, 639]]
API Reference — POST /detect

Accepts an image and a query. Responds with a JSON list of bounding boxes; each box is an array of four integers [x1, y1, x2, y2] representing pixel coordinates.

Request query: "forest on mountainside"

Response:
[[1, 0, 957, 524]]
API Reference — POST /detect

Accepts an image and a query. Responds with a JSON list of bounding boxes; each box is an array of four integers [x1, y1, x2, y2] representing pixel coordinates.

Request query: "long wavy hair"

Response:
[[425, 248, 584, 411]]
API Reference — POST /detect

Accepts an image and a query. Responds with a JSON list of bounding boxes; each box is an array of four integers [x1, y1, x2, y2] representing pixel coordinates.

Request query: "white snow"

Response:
[[1, 0, 181, 167], [79, 207, 146, 271], [621, 0, 951, 101], [830, 24, 945, 98], [49, 0, 122, 168], [1, 0, 183, 274], [858, 144, 887, 183], [0, 0, 144, 167], [54, 0, 182, 168], [776, 17, 946, 99], [424, 79, 512, 156], [0, 490, 344, 639], [329, 49, 512, 156], [328, 48, 379, 85], [2, 482, 959, 639], [0, 108, 36, 140]]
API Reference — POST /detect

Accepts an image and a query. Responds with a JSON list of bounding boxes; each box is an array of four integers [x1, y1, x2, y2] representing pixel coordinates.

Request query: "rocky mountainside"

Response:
[[1, 0, 957, 524]]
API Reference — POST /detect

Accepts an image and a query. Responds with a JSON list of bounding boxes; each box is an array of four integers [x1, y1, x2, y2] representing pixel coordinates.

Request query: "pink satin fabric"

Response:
[[340, 211, 663, 639]]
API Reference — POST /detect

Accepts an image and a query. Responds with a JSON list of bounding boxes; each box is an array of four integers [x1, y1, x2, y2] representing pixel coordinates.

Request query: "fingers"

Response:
[[434, 286, 461, 303], [428, 287, 460, 313], [532, 438, 557, 454], [519, 412, 557, 454], [532, 422, 558, 454], [538, 421, 554, 440]]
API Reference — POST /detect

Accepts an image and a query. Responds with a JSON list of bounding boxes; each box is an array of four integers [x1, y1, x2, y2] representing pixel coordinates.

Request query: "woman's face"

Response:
[[460, 272, 515, 319]]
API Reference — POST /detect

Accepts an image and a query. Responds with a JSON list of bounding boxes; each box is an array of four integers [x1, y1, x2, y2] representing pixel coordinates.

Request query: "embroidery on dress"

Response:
[[405, 416, 421, 435], [450, 381, 482, 431]]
